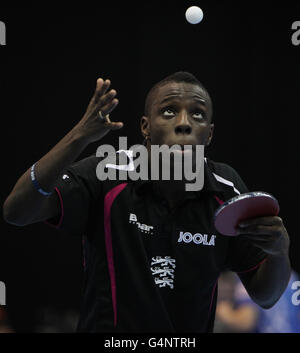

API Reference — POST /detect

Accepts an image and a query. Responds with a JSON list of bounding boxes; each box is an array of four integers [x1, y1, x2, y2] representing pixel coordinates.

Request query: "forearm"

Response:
[[3, 126, 89, 225], [245, 252, 291, 309], [3, 77, 121, 226]]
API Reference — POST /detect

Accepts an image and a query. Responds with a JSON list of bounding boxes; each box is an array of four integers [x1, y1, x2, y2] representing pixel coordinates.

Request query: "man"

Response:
[[3, 72, 291, 332]]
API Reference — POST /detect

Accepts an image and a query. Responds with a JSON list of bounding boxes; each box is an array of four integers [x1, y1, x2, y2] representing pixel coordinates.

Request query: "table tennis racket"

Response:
[[214, 191, 280, 236]]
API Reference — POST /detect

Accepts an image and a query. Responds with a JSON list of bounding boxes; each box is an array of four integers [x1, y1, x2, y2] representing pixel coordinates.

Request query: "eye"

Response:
[[162, 108, 176, 117], [192, 111, 205, 120]]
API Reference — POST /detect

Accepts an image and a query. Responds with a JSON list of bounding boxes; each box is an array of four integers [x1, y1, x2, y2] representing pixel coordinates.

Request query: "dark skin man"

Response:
[[141, 80, 291, 309], [3, 76, 291, 310]]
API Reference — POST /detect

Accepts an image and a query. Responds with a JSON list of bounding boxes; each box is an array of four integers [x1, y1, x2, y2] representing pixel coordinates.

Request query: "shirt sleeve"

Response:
[[44, 155, 103, 236], [222, 164, 268, 273]]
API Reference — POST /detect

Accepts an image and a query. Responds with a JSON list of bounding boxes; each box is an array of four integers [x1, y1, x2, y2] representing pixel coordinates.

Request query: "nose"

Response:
[[175, 111, 192, 135]]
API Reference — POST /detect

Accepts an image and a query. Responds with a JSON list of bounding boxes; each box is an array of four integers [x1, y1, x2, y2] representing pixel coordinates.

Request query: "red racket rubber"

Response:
[[214, 191, 280, 236]]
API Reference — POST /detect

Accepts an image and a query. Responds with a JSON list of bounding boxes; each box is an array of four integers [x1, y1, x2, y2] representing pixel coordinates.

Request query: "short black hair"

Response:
[[144, 71, 213, 119]]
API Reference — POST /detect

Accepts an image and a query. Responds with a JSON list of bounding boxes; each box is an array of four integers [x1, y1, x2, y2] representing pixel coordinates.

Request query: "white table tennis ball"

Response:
[[185, 6, 203, 24]]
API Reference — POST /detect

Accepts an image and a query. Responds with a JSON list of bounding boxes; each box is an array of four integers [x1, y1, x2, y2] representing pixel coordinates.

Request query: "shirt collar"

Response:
[[202, 158, 224, 195]]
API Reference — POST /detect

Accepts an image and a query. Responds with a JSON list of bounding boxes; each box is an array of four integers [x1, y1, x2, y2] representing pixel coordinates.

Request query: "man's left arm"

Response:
[[237, 216, 291, 309]]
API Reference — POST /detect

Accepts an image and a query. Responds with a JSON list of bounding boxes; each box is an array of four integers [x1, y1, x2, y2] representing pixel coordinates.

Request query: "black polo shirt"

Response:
[[45, 152, 267, 333]]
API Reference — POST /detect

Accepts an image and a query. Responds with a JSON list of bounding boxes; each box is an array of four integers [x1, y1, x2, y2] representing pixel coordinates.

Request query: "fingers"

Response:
[[84, 77, 124, 133], [237, 225, 280, 238], [93, 78, 117, 109], [237, 216, 283, 238], [92, 77, 120, 117], [101, 97, 119, 116], [236, 216, 289, 256], [95, 78, 111, 101], [238, 216, 282, 228], [103, 112, 123, 130], [108, 121, 124, 130], [99, 89, 117, 110], [237, 221, 286, 244]]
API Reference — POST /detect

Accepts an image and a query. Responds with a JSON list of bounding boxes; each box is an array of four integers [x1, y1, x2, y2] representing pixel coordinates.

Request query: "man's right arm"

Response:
[[3, 78, 123, 226]]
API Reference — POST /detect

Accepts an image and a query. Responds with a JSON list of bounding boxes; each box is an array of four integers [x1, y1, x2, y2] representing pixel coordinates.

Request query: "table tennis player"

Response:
[[3, 71, 291, 332]]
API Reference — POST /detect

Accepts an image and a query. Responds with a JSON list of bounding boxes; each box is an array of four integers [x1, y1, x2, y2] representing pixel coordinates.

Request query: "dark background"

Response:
[[0, 1, 299, 332]]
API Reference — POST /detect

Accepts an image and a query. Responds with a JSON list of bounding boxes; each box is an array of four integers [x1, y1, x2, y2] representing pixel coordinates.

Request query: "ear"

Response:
[[206, 123, 214, 146], [140, 115, 151, 137]]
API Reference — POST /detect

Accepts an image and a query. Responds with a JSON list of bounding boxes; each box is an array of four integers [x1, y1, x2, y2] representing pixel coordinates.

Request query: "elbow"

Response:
[[3, 197, 26, 226], [258, 301, 276, 310], [252, 295, 280, 310]]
